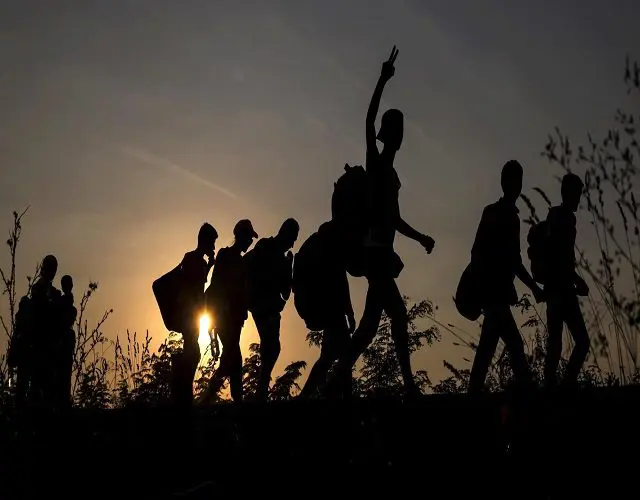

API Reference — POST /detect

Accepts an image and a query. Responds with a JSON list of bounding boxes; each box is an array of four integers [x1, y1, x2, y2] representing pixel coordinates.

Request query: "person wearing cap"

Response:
[[245, 218, 300, 402], [201, 219, 257, 403], [171, 222, 218, 408]]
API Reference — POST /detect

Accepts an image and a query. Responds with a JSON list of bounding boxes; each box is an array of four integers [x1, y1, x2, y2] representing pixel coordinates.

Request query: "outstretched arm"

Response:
[[366, 79, 386, 153], [397, 216, 435, 253], [366, 46, 398, 154]]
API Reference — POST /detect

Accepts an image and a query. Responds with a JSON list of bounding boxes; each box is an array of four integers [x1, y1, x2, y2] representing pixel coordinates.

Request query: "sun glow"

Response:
[[199, 312, 212, 349]]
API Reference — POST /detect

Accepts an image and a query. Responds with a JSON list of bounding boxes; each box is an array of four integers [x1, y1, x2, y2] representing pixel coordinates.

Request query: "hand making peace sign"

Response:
[[381, 45, 398, 82]]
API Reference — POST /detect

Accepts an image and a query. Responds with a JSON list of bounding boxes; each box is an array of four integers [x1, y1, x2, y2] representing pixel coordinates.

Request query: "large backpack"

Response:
[[244, 238, 292, 314], [292, 231, 325, 331], [527, 219, 550, 285], [331, 163, 370, 277]]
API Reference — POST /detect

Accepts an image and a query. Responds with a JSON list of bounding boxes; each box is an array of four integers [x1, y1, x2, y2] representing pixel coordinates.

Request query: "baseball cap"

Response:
[[233, 219, 258, 239]]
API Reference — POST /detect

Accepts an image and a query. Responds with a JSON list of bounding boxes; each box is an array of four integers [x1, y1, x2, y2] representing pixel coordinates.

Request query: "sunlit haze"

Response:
[[1, 1, 639, 384], [198, 312, 212, 353]]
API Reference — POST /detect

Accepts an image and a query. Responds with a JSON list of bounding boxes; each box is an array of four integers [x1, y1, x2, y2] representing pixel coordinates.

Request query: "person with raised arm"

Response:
[[331, 47, 435, 399]]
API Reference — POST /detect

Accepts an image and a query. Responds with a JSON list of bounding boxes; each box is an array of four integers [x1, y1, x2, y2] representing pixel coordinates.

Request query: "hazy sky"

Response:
[[1, 0, 639, 383]]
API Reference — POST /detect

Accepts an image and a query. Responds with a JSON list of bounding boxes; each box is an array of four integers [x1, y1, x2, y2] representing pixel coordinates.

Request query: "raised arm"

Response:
[[366, 46, 398, 154]]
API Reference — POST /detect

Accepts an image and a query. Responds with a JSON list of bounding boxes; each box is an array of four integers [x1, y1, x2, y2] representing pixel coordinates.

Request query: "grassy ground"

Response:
[[1, 387, 638, 498]]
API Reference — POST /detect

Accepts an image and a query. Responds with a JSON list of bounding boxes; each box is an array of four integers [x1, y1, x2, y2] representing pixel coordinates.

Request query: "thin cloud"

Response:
[[121, 145, 238, 199]]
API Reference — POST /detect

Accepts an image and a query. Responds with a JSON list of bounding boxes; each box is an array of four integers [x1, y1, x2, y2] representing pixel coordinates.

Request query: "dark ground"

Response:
[[1, 387, 638, 498]]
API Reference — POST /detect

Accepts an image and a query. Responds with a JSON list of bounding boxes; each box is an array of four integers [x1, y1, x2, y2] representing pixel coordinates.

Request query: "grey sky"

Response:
[[1, 0, 639, 382]]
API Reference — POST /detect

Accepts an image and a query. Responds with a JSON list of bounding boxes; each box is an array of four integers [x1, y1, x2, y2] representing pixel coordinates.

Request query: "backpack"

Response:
[[331, 163, 370, 277], [292, 231, 326, 331], [527, 219, 550, 285], [245, 239, 292, 313]]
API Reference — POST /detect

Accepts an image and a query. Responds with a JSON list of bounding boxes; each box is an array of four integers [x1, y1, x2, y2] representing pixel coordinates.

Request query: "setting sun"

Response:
[[199, 312, 212, 348]]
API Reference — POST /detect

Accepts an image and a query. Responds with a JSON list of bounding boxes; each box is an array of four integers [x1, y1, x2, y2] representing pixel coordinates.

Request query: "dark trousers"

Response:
[[301, 313, 351, 399], [468, 305, 531, 394], [30, 344, 56, 409], [205, 317, 244, 402], [254, 312, 282, 401], [333, 276, 414, 395], [171, 330, 201, 408], [545, 292, 589, 388], [56, 331, 75, 409]]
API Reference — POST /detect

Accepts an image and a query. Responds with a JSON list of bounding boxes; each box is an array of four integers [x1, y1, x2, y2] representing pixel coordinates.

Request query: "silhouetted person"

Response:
[[331, 47, 435, 399], [171, 223, 217, 408], [56, 274, 77, 408], [246, 218, 299, 402], [201, 220, 257, 404], [467, 161, 543, 394], [30, 254, 60, 408], [296, 221, 356, 399], [9, 295, 35, 408], [544, 173, 590, 389]]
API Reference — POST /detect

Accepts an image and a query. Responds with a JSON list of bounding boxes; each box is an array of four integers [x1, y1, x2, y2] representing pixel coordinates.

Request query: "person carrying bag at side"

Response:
[[153, 222, 217, 408]]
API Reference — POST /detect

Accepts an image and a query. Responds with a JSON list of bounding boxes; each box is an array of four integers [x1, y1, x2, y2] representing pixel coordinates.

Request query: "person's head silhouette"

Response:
[[377, 109, 404, 151], [501, 160, 523, 204], [277, 218, 300, 252], [561, 173, 584, 212], [234, 219, 258, 253], [198, 223, 218, 257], [41, 255, 58, 282], [61, 275, 73, 295]]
